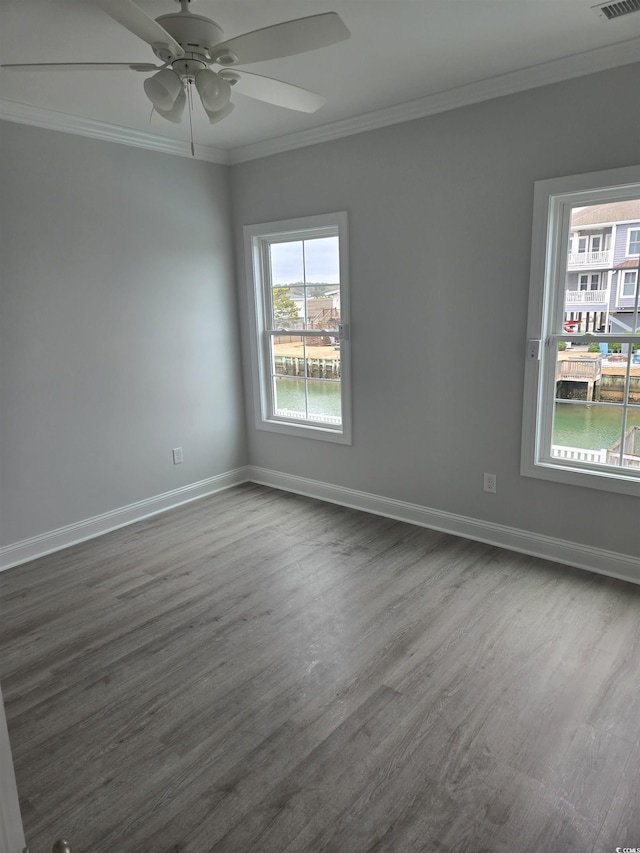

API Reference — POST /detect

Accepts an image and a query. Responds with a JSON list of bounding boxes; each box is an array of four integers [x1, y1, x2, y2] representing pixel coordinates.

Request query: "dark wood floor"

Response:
[[1, 483, 639, 853]]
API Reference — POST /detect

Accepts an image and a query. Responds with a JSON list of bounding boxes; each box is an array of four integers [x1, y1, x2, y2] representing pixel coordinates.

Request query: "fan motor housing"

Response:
[[154, 13, 224, 59]]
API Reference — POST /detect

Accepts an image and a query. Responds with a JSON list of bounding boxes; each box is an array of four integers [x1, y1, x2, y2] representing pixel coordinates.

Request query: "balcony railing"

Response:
[[557, 358, 602, 382], [565, 289, 609, 305], [567, 251, 611, 267]]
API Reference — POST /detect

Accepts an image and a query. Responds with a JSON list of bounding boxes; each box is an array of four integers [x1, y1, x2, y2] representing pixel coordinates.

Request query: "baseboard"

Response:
[[0, 467, 249, 573], [247, 466, 640, 586], [3, 465, 637, 585]]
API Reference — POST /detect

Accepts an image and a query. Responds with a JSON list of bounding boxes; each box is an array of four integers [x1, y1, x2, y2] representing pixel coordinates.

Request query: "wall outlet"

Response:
[[483, 472, 497, 494], [172, 447, 183, 465]]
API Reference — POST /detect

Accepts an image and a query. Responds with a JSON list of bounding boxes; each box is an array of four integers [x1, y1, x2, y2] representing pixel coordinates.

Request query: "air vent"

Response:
[[592, 0, 640, 20]]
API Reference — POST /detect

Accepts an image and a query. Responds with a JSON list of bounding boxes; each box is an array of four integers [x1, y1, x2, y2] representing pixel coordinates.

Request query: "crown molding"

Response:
[[228, 37, 640, 164], [1, 38, 638, 166], [0, 98, 231, 164]]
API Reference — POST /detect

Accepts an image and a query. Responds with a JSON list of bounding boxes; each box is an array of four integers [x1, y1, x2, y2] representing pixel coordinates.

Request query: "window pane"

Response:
[[270, 336, 342, 426], [564, 204, 613, 331], [273, 376, 307, 420], [303, 236, 340, 283], [307, 378, 342, 423], [627, 351, 640, 405], [620, 407, 640, 470], [270, 241, 303, 284], [621, 271, 637, 298], [552, 342, 640, 468], [555, 346, 605, 402], [306, 293, 340, 332], [271, 334, 304, 377], [270, 287, 301, 329], [552, 402, 625, 466]]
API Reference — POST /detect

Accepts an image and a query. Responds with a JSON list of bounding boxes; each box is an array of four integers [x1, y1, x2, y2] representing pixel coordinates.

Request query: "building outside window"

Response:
[[244, 212, 351, 444], [522, 165, 640, 496]]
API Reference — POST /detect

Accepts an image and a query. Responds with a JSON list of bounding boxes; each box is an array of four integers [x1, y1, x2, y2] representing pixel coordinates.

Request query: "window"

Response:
[[622, 270, 638, 298], [244, 212, 351, 443], [522, 166, 640, 496], [628, 228, 640, 256], [579, 273, 601, 290]]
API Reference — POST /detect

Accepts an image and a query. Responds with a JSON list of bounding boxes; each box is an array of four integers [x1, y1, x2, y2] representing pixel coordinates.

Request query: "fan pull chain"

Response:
[[187, 80, 195, 157]]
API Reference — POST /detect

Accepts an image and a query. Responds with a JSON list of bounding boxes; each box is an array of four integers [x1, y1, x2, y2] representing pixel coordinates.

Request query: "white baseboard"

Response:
[[247, 466, 640, 586], [3, 465, 637, 586], [0, 468, 249, 573]]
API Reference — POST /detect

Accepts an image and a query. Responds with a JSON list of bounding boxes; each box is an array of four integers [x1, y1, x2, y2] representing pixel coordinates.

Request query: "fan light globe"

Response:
[[154, 89, 187, 124], [143, 68, 183, 111], [195, 69, 231, 111]]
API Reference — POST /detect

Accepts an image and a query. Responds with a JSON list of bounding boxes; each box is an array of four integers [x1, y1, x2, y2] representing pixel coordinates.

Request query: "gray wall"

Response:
[[231, 64, 640, 559], [0, 122, 246, 546]]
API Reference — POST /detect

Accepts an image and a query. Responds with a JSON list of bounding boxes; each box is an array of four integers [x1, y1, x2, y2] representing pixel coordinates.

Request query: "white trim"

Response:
[[0, 468, 248, 572], [0, 98, 230, 164], [227, 38, 640, 164], [247, 466, 640, 586], [2, 40, 638, 165], [0, 683, 25, 853]]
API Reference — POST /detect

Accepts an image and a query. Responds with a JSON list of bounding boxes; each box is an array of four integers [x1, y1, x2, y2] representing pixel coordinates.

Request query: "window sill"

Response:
[[521, 456, 640, 497], [257, 417, 352, 445]]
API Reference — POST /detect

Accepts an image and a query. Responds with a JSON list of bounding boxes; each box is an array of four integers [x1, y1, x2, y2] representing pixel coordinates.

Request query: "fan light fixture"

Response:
[[195, 69, 231, 111], [143, 67, 182, 111], [2, 0, 351, 141], [154, 88, 187, 123], [202, 100, 235, 125]]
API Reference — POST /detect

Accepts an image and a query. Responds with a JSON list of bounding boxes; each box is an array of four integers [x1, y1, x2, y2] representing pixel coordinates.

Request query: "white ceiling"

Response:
[[1, 0, 639, 161]]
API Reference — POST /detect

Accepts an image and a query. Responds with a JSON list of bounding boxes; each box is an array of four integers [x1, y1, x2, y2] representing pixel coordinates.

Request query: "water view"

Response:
[[274, 377, 342, 422], [553, 402, 640, 451]]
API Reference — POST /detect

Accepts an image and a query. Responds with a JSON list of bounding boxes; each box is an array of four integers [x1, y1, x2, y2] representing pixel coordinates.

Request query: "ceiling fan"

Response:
[[2, 0, 351, 128]]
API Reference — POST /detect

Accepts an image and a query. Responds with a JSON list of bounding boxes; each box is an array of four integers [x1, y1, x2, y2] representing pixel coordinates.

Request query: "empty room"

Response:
[[1, 1, 639, 851]]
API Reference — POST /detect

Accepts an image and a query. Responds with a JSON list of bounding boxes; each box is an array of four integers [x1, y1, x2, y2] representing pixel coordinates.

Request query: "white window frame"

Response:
[[627, 227, 640, 256], [521, 165, 640, 496], [244, 212, 351, 444]]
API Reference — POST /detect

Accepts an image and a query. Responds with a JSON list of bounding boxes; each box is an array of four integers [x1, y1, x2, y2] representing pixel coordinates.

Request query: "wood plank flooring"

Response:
[[1, 483, 639, 853]]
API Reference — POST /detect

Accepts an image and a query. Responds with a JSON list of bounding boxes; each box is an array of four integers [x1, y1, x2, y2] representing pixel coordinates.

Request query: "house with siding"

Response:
[[564, 199, 640, 333]]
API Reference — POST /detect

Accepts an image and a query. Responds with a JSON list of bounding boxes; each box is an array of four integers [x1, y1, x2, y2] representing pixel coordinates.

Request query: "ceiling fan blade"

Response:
[[202, 101, 235, 125], [210, 13, 350, 66], [154, 89, 186, 123], [1, 62, 159, 72], [92, 0, 184, 58], [221, 70, 325, 113]]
